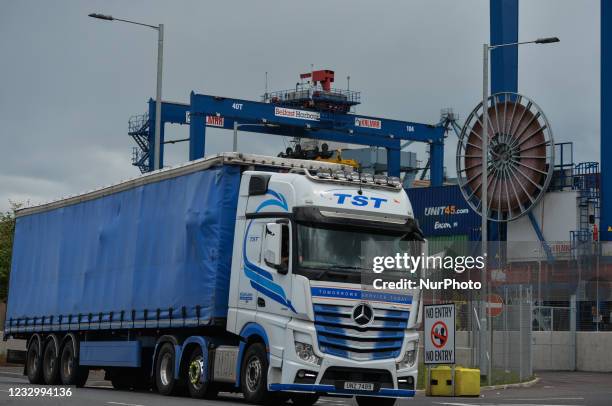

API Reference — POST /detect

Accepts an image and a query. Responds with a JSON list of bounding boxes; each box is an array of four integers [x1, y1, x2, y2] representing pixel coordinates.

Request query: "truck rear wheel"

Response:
[[59, 338, 89, 387], [240, 342, 271, 404], [155, 343, 182, 395], [42, 338, 60, 385], [356, 396, 396, 406], [26, 337, 43, 384]]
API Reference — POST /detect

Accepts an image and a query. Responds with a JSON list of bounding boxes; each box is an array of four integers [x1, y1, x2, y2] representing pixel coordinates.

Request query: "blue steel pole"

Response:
[[601, 0, 611, 240], [386, 147, 401, 178], [489, 0, 518, 244], [148, 99, 156, 172], [429, 141, 444, 186], [189, 93, 206, 160]]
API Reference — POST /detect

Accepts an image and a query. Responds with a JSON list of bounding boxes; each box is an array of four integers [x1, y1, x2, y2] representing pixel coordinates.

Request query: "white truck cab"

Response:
[[227, 167, 422, 405]]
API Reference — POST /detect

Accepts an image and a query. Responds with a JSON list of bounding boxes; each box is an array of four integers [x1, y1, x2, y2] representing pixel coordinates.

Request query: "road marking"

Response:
[[509, 398, 584, 401], [435, 403, 583, 406], [106, 402, 145, 406]]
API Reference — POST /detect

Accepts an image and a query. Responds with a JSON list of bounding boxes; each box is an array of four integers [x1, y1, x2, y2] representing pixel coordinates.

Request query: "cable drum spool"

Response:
[[456, 92, 554, 221]]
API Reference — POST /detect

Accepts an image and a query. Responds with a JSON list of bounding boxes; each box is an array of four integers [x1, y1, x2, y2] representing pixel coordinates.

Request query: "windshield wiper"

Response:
[[329, 265, 366, 270]]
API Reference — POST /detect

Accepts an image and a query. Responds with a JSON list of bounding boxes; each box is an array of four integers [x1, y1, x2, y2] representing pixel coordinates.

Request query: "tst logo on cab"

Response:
[[334, 193, 387, 208]]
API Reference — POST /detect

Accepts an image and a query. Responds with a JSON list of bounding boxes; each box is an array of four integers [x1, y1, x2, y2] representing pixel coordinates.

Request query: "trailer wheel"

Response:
[[42, 338, 60, 385], [155, 343, 182, 395], [59, 338, 89, 387], [240, 342, 271, 404], [26, 337, 43, 384], [291, 393, 320, 406], [356, 396, 396, 406]]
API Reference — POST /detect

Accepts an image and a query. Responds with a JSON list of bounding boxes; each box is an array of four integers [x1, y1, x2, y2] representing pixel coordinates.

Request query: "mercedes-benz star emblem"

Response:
[[352, 303, 374, 326]]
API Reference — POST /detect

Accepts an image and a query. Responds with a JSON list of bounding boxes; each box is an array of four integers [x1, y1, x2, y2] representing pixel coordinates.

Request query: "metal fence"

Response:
[[422, 276, 533, 385], [418, 239, 612, 380]]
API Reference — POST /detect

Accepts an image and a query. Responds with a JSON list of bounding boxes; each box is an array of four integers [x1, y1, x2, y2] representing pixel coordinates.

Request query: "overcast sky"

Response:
[[0, 1, 599, 211]]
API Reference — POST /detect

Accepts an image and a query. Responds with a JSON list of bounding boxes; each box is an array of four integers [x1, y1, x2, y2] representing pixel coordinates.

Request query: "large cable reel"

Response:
[[456, 92, 554, 222]]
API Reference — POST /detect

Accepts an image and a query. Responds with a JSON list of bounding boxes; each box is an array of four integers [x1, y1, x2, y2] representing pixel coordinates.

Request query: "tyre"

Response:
[[291, 393, 319, 405], [356, 396, 396, 406], [59, 338, 89, 387], [185, 347, 217, 399], [155, 343, 182, 395], [240, 342, 271, 404], [42, 338, 61, 385], [26, 337, 43, 384]]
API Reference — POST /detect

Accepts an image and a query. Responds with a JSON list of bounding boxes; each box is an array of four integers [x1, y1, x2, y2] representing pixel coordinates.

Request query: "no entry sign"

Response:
[[486, 294, 503, 317], [424, 303, 455, 364]]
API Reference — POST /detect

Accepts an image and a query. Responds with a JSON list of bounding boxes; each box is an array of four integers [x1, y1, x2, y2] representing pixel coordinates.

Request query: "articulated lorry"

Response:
[[4, 153, 423, 406]]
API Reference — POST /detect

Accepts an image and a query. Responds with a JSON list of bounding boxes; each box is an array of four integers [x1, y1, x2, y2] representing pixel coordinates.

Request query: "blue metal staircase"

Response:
[[570, 162, 600, 255], [128, 113, 150, 173]]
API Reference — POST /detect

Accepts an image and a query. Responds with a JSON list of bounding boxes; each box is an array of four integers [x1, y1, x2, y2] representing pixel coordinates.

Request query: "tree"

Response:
[[0, 202, 22, 302]]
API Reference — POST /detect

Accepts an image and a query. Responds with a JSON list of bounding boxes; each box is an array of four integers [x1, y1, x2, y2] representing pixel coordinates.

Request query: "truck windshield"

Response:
[[295, 223, 419, 282]]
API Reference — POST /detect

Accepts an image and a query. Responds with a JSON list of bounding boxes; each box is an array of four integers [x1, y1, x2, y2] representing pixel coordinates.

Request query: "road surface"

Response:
[[0, 366, 610, 405]]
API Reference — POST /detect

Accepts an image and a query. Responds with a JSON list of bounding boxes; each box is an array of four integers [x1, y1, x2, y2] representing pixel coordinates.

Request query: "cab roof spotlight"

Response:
[[333, 171, 347, 180], [374, 175, 387, 185], [347, 172, 360, 182], [361, 173, 374, 183], [387, 176, 401, 187]]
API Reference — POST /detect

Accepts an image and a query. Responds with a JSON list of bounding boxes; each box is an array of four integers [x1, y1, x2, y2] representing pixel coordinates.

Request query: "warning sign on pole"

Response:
[[424, 303, 455, 364]]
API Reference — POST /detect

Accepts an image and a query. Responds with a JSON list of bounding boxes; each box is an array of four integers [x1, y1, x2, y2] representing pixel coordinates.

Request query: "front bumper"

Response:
[[269, 383, 415, 398], [272, 319, 418, 398]]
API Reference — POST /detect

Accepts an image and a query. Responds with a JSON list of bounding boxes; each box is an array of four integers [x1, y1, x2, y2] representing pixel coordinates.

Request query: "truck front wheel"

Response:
[[155, 343, 182, 395], [59, 338, 89, 387], [356, 396, 396, 406], [240, 342, 271, 404], [26, 338, 43, 384]]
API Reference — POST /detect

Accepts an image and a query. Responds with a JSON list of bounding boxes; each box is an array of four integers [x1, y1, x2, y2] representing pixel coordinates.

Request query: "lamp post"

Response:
[[480, 36, 559, 385], [89, 13, 164, 171]]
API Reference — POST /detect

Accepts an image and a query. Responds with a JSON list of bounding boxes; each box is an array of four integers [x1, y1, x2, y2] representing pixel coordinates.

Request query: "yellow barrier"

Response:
[[455, 367, 480, 396], [428, 366, 452, 396], [427, 366, 480, 397]]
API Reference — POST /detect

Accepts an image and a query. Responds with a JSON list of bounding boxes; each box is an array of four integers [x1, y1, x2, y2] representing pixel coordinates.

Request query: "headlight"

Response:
[[397, 340, 418, 369], [398, 350, 416, 369], [295, 342, 322, 365]]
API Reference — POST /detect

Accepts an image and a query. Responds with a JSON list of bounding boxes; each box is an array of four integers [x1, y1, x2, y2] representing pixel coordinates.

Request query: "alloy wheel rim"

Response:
[[246, 356, 262, 392]]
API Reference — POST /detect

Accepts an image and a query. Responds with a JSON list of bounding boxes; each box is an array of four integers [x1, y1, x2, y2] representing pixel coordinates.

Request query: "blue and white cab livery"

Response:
[[227, 166, 424, 405]]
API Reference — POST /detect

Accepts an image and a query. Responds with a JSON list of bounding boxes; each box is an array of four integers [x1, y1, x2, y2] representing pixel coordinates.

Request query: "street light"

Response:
[[89, 13, 164, 171], [480, 36, 558, 386]]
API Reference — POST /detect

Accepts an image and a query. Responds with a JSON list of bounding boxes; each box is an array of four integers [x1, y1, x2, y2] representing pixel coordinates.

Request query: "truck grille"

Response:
[[313, 304, 409, 361]]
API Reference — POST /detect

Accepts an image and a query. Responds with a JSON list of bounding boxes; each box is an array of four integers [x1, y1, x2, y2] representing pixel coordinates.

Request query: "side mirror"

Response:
[[264, 223, 288, 273]]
